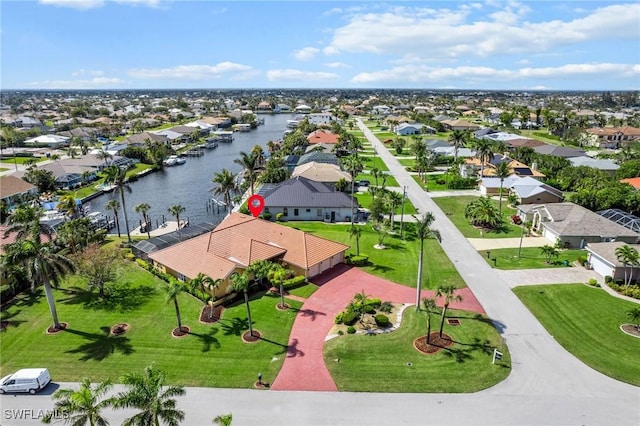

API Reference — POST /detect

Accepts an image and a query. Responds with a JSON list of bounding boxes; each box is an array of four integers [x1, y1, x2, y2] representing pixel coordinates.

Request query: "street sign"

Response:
[[492, 348, 503, 364]]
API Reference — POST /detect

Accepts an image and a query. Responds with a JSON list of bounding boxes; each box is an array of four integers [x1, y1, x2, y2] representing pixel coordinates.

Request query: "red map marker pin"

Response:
[[247, 194, 265, 218]]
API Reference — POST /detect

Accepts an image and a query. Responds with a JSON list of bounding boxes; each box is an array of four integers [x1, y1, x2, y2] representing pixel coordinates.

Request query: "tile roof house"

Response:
[[620, 177, 640, 190], [306, 129, 339, 145], [582, 126, 640, 149], [533, 144, 586, 158], [148, 212, 349, 296], [291, 162, 352, 184], [0, 175, 38, 206], [261, 176, 357, 223], [517, 202, 640, 248], [120, 132, 169, 147], [440, 119, 480, 131], [460, 154, 545, 179], [585, 241, 640, 282]]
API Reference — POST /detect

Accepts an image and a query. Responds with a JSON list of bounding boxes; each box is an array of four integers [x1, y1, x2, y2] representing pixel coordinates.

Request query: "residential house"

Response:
[[57, 127, 97, 142], [23, 135, 70, 148], [585, 242, 640, 281], [532, 144, 586, 158], [372, 105, 391, 115], [440, 119, 480, 131], [120, 132, 169, 147], [582, 126, 640, 149], [0, 176, 38, 207], [308, 113, 336, 126], [296, 151, 340, 168], [295, 105, 312, 114], [256, 101, 273, 113], [517, 202, 640, 248], [291, 162, 352, 185], [147, 212, 350, 296], [479, 175, 564, 204], [568, 156, 620, 175], [393, 123, 424, 136], [460, 154, 545, 179], [620, 177, 640, 190], [307, 129, 339, 145], [260, 176, 357, 223]]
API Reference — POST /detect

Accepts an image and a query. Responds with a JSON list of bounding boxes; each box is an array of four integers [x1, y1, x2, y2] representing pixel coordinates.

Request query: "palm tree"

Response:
[[422, 297, 437, 344], [540, 244, 560, 264], [383, 190, 403, 229], [247, 259, 273, 288], [134, 203, 151, 239], [4, 206, 75, 330], [168, 204, 186, 230], [211, 169, 238, 215], [234, 151, 259, 195], [348, 225, 362, 256], [341, 155, 363, 221], [104, 165, 132, 244], [96, 149, 113, 167], [464, 196, 502, 229], [105, 199, 121, 238], [213, 413, 233, 426], [268, 263, 290, 310], [495, 161, 512, 215], [353, 289, 370, 322], [436, 285, 462, 338], [114, 364, 185, 426], [230, 271, 255, 337], [43, 378, 114, 426], [615, 245, 640, 286], [165, 279, 188, 334], [473, 139, 495, 178], [628, 306, 640, 332], [413, 213, 442, 310], [448, 130, 468, 163], [56, 194, 78, 217]]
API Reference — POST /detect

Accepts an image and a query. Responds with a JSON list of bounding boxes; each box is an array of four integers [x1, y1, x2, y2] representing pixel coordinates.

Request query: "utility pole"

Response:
[[399, 186, 407, 239], [517, 220, 526, 257]]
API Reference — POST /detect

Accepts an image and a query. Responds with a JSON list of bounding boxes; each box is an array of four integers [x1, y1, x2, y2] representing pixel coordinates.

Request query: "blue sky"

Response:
[[2, 0, 639, 90]]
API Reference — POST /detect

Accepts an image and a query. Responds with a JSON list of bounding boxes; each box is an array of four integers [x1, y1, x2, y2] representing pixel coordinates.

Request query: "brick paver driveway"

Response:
[[271, 264, 484, 391]]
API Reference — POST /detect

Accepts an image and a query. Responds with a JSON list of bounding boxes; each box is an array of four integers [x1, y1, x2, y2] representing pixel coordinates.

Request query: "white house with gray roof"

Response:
[[568, 156, 620, 175], [585, 241, 640, 282], [517, 202, 640, 249]]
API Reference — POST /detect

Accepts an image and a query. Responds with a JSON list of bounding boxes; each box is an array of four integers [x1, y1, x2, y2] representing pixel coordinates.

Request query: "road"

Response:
[[1, 120, 638, 425]]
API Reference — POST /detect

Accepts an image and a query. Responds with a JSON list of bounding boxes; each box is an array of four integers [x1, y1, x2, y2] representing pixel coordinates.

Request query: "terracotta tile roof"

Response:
[[148, 212, 349, 280], [0, 225, 53, 254], [585, 126, 640, 137], [307, 129, 339, 144], [621, 177, 640, 190]]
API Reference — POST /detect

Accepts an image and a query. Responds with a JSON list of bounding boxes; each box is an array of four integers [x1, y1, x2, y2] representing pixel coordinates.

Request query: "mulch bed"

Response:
[[276, 303, 289, 311], [46, 322, 68, 334], [621, 324, 640, 338], [254, 381, 270, 389], [172, 326, 190, 338], [200, 305, 224, 324], [242, 330, 261, 343], [413, 332, 453, 354], [110, 323, 130, 336], [0, 321, 9, 331]]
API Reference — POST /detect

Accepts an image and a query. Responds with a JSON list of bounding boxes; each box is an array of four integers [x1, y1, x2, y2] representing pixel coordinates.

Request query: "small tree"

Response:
[[348, 225, 362, 256], [436, 285, 462, 338], [73, 243, 122, 298], [168, 204, 186, 230], [43, 378, 114, 426], [268, 263, 291, 310], [540, 244, 559, 264], [230, 271, 255, 337], [165, 279, 188, 333], [628, 306, 640, 332], [213, 413, 233, 426], [134, 202, 152, 239], [422, 297, 437, 344], [352, 289, 370, 322]]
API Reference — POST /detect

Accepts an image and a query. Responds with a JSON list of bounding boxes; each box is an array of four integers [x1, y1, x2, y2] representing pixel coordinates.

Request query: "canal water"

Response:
[[86, 114, 291, 233]]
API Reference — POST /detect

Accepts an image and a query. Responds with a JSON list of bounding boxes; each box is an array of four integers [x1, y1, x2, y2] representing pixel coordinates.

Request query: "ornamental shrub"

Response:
[[283, 275, 306, 289], [260, 212, 272, 220], [604, 275, 613, 283], [364, 305, 376, 314], [347, 326, 356, 334], [366, 298, 382, 308], [342, 310, 359, 326], [379, 301, 393, 313], [374, 314, 390, 327], [587, 278, 600, 287], [334, 312, 344, 324], [275, 212, 284, 221], [239, 205, 250, 215]]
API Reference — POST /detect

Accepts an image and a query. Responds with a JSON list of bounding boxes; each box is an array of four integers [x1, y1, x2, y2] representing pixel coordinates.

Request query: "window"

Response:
[[317, 209, 322, 217], [294, 208, 299, 216], [283, 208, 288, 216], [306, 209, 311, 212]]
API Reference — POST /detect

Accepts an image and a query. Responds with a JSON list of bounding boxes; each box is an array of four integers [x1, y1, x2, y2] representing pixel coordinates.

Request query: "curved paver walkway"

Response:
[[271, 264, 484, 391]]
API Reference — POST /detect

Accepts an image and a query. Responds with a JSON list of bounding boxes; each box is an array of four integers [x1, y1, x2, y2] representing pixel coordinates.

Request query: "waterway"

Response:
[[86, 113, 291, 233]]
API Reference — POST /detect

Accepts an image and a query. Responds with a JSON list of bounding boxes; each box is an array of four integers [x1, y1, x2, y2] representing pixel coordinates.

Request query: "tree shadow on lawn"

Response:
[[188, 327, 220, 353], [0, 308, 28, 331], [288, 306, 326, 322], [14, 288, 44, 308], [58, 282, 156, 313], [64, 326, 134, 361], [451, 312, 508, 335], [257, 335, 293, 356], [219, 317, 250, 337], [369, 263, 395, 274]]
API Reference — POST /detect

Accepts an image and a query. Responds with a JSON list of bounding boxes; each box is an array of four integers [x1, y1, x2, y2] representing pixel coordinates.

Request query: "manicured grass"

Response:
[[433, 196, 523, 238], [0, 156, 46, 165], [361, 155, 389, 172], [514, 284, 640, 386], [478, 247, 588, 270], [324, 308, 510, 392], [398, 158, 416, 167], [0, 261, 301, 388], [355, 173, 399, 188], [286, 283, 319, 299], [284, 222, 466, 289], [412, 174, 450, 192], [354, 192, 417, 215], [0, 167, 8, 172]]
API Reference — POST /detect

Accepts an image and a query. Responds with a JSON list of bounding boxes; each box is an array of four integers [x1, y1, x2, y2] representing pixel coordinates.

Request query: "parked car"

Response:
[[357, 180, 370, 187], [0, 368, 51, 394]]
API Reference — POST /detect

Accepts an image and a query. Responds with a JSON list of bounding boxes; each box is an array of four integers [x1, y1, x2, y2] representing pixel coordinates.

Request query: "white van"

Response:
[[0, 368, 51, 394]]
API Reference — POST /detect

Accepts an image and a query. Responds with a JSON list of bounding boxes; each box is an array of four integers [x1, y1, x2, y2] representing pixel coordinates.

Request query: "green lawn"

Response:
[[433, 196, 523, 238], [0, 261, 301, 388], [478, 247, 588, 270], [412, 174, 451, 192], [284, 222, 465, 289], [0, 156, 46, 165], [286, 283, 319, 299], [355, 173, 399, 188], [360, 155, 389, 172], [514, 284, 640, 386], [354, 192, 417, 215], [0, 167, 8, 172], [324, 308, 510, 392], [60, 164, 155, 200]]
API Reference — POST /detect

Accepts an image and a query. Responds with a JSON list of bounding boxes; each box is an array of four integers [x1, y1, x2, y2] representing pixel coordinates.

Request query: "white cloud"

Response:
[[128, 63, 252, 79], [39, 0, 104, 9], [292, 47, 320, 61], [325, 3, 640, 59], [350, 63, 639, 85], [325, 62, 350, 69], [26, 77, 124, 89], [71, 69, 106, 77], [266, 69, 339, 82]]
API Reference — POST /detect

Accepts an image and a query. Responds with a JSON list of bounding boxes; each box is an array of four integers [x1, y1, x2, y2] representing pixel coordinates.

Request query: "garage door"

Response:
[[590, 256, 613, 278]]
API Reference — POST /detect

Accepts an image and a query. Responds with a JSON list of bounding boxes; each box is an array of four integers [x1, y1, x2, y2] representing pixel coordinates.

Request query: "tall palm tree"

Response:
[[464, 196, 502, 229], [56, 194, 78, 218], [234, 151, 259, 195], [422, 297, 437, 344], [413, 213, 442, 310], [230, 271, 255, 337], [268, 263, 290, 310], [615, 245, 639, 286], [211, 169, 238, 215], [134, 203, 151, 239], [165, 279, 188, 333], [473, 139, 495, 178], [105, 199, 121, 238], [348, 225, 362, 256], [4, 206, 75, 330], [383, 190, 403, 229], [495, 161, 512, 215], [341, 155, 363, 221], [436, 285, 462, 338], [448, 130, 468, 163], [104, 165, 132, 244], [213, 413, 233, 426], [114, 364, 185, 426], [43, 378, 114, 426], [96, 149, 113, 167], [168, 204, 186, 230], [247, 259, 273, 287]]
